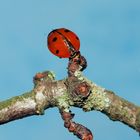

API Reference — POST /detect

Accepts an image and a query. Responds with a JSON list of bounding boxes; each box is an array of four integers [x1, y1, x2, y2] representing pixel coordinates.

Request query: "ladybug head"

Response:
[[47, 28, 80, 58]]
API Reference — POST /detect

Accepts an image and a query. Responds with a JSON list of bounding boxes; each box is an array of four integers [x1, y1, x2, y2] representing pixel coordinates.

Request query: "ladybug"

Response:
[[47, 28, 80, 58]]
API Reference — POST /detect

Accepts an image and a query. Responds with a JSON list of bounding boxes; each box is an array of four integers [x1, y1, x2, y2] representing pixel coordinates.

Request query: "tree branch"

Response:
[[0, 53, 139, 139], [0, 91, 37, 124]]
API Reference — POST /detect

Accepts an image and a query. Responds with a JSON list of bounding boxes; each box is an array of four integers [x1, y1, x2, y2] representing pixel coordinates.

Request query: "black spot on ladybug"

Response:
[[56, 50, 59, 54], [76, 36, 79, 40], [64, 29, 70, 32], [52, 37, 57, 42]]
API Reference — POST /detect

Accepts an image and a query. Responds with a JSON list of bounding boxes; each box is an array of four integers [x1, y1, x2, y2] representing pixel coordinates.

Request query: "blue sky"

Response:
[[0, 0, 140, 140]]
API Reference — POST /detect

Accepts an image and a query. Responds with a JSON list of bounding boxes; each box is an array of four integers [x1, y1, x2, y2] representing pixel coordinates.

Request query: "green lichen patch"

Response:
[[121, 107, 135, 122], [0, 91, 35, 111], [47, 71, 55, 80], [0, 97, 22, 111], [22, 91, 35, 99], [56, 92, 73, 112], [83, 87, 111, 112]]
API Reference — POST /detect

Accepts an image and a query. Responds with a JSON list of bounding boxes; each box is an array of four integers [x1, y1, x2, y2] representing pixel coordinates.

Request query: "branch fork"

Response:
[[0, 52, 140, 140], [33, 52, 93, 140]]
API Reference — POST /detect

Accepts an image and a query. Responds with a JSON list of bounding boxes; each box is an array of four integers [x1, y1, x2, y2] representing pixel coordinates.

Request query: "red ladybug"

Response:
[[47, 28, 80, 58]]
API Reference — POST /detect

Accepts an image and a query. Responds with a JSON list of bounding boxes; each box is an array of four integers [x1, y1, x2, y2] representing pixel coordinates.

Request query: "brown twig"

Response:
[[60, 110, 93, 140]]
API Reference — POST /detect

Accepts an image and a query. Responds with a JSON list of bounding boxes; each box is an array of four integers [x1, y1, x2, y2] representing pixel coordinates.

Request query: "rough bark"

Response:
[[0, 53, 140, 139]]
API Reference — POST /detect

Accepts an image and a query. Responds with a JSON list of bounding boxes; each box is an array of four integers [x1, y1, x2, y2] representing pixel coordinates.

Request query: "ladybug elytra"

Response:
[[47, 28, 80, 58]]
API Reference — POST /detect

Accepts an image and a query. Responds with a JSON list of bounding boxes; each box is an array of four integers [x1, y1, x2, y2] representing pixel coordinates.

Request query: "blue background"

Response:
[[0, 0, 140, 140]]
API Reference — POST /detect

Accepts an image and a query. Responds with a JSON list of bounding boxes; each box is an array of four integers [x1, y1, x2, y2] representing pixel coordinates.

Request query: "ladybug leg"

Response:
[[60, 110, 93, 140]]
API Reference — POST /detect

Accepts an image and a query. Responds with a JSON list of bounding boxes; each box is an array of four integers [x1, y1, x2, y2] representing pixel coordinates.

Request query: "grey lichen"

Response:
[[83, 86, 111, 111], [121, 107, 135, 122], [74, 70, 111, 111], [74, 70, 85, 81], [57, 93, 72, 112]]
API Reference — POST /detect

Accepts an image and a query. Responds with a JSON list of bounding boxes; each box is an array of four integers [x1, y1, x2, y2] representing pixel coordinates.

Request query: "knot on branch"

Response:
[[33, 71, 55, 87], [65, 77, 91, 104], [74, 82, 91, 98], [33, 71, 56, 115]]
